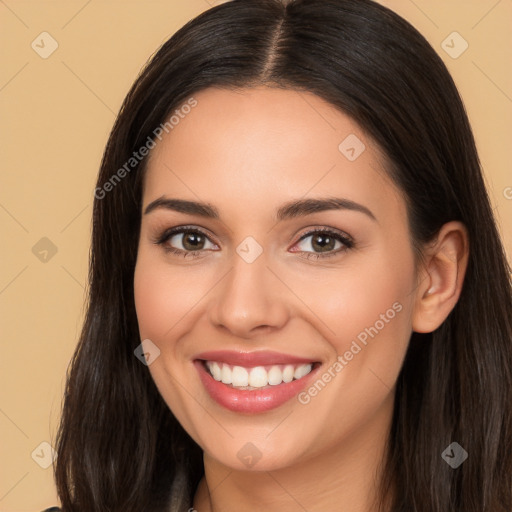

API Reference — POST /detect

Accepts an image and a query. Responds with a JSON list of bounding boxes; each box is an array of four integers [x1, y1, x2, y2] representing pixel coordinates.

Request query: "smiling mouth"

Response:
[[200, 360, 320, 390]]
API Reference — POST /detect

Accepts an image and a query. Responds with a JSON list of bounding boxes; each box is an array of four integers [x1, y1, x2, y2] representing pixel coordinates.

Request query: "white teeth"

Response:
[[249, 366, 267, 388], [231, 366, 249, 387], [268, 366, 283, 385], [205, 361, 314, 388], [210, 362, 222, 381], [221, 364, 232, 384], [294, 364, 312, 379], [282, 365, 295, 383]]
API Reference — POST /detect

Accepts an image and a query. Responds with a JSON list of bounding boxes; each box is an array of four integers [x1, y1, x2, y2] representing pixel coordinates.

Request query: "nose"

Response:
[[208, 251, 290, 339]]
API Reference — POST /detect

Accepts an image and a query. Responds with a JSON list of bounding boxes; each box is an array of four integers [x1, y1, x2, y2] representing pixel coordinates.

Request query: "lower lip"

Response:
[[194, 360, 320, 413]]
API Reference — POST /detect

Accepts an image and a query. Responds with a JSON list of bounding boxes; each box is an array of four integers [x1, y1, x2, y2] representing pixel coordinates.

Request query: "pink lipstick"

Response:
[[193, 350, 321, 413]]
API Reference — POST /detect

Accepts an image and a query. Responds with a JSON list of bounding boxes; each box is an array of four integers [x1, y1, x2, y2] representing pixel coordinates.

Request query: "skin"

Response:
[[133, 86, 469, 512]]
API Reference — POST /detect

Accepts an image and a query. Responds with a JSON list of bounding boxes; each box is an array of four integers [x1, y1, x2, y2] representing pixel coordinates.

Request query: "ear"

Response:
[[412, 221, 469, 333]]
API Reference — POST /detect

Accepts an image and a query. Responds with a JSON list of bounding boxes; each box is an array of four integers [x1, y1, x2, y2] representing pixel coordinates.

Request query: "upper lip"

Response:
[[194, 350, 318, 367]]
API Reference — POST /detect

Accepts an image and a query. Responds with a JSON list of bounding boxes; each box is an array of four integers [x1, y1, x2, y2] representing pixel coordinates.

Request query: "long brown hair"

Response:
[[54, 0, 512, 510]]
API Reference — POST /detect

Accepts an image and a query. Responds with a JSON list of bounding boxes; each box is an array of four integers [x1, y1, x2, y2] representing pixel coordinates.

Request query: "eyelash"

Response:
[[153, 225, 355, 260]]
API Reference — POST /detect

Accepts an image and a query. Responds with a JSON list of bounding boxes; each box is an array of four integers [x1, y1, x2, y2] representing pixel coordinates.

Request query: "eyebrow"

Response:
[[143, 196, 377, 222]]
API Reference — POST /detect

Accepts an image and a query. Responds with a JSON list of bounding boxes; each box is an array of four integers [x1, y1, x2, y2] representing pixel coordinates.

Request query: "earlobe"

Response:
[[412, 221, 469, 333]]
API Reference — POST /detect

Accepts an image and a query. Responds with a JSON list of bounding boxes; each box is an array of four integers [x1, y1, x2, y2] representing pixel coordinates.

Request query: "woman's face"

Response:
[[134, 86, 419, 472]]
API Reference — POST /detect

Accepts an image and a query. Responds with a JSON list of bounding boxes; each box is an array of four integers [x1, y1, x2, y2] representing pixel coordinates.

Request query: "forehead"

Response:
[[142, 86, 403, 224]]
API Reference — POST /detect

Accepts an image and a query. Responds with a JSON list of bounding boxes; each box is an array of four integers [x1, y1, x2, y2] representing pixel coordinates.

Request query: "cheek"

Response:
[[293, 242, 416, 388], [133, 252, 200, 429], [133, 249, 206, 341], [301, 258, 413, 343], [288, 253, 414, 450], [133, 260, 171, 340]]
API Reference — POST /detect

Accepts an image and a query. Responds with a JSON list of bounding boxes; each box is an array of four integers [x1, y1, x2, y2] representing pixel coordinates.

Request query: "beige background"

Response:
[[1, 1, 510, 510]]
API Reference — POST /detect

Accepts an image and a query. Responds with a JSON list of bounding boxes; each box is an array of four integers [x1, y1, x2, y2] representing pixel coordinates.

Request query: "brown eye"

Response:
[[310, 233, 337, 252], [155, 226, 218, 257], [293, 228, 354, 259], [178, 231, 207, 251]]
